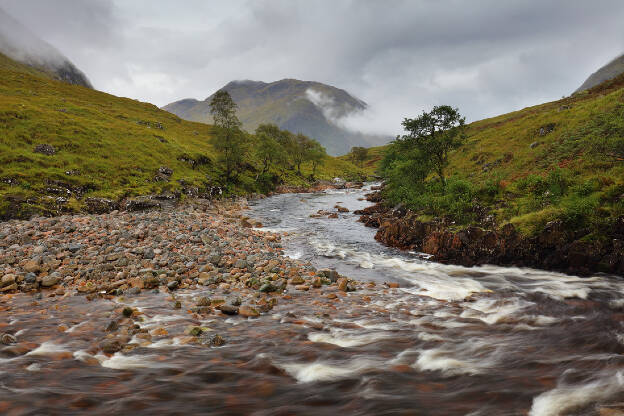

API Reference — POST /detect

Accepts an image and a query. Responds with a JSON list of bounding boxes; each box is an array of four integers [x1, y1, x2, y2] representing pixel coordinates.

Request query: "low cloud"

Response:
[[1, 0, 624, 136]]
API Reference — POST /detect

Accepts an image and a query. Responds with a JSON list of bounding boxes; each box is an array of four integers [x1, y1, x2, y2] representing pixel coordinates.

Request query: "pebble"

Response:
[[1, 333, 17, 345], [41, 275, 59, 287]]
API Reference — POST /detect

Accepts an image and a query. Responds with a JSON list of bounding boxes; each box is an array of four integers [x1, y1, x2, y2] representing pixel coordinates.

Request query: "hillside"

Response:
[[0, 8, 92, 88], [367, 74, 624, 275], [575, 53, 624, 93], [0, 53, 364, 220], [163, 79, 389, 156]]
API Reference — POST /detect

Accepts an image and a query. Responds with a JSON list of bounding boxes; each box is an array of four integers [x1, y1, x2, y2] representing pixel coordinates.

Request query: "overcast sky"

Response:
[[1, 0, 624, 135]]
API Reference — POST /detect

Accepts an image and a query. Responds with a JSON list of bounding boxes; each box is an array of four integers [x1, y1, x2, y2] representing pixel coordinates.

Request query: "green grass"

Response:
[[0, 53, 364, 219], [375, 73, 624, 236]]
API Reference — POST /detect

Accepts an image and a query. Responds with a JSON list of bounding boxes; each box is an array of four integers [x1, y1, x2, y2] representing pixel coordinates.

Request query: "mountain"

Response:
[[163, 79, 389, 155], [0, 8, 92, 88], [575, 53, 624, 93], [0, 53, 363, 220]]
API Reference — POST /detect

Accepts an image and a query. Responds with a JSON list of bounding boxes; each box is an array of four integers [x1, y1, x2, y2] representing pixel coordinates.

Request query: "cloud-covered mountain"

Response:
[[575, 54, 624, 93], [163, 79, 390, 155], [0, 7, 91, 88]]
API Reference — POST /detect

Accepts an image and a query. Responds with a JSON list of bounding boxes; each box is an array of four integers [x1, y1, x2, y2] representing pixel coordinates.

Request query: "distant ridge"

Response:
[[575, 54, 624, 93], [163, 79, 389, 155]]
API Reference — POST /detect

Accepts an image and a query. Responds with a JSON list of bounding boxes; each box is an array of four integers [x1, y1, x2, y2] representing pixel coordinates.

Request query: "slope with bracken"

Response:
[[0, 53, 363, 220], [363, 74, 624, 275]]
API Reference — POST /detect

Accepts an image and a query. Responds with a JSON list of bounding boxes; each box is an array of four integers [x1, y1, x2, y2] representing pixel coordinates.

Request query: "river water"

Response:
[[2, 185, 624, 415], [248, 185, 624, 415]]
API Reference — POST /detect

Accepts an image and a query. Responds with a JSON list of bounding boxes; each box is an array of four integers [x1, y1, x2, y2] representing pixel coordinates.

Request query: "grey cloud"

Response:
[[1, 0, 623, 136]]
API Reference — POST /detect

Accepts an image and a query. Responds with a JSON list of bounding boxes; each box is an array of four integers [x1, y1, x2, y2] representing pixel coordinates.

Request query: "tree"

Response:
[[292, 133, 313, 174], [254, 123, 287, 179], [350, 146, 368, 167], [308, 140, 327, 179], [209, 90, 247, 182], [401, 105, 465, 187]]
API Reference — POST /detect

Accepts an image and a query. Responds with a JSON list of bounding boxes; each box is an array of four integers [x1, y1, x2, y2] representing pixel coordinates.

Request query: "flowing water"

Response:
[[2, 185, 624, 415]]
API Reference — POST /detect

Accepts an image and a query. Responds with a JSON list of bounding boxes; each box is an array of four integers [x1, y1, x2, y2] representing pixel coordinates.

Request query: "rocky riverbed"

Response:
[[4, 193, 624, 415]]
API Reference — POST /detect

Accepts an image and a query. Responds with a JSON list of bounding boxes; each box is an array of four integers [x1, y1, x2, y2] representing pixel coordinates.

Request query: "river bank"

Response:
[[356, 189, 624, 277]]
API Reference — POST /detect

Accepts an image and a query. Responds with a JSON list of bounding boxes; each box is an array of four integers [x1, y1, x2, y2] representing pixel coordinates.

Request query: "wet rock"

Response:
[[289, 275, 305, 285], [122, 307, 134, 317], [218, 304, 239, 315], [335, 205, 350, 213], [259, 283, 275, 293], [1, 333, 17, 345], [105, 321, 119, 332], [311, 276, 322, 288], [186, 326, 203, 336], [229, 297, 242, 307], [337, 277, 349, 292], [202, 333, 226, 347], [196, 297, 211, 307], [100, 339, 122, 354], [174, 301, 182, 309], [167, 280, 179, 290], [239, 305, 259, 317]]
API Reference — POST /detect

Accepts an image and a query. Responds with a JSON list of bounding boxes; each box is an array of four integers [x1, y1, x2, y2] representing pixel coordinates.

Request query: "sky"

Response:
[[1, 0, 624, 136]]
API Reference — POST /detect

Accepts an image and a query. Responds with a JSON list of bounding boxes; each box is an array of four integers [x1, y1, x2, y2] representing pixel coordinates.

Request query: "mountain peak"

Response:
[[164, 79, 385, 155], [0, 7, 92, 88]]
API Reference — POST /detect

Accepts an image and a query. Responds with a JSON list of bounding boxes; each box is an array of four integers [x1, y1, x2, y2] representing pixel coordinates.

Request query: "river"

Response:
[[248, 184, 624, 415], [1, 185, 624, 415]]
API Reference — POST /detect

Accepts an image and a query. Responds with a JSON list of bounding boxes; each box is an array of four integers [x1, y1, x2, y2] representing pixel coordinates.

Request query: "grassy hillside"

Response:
[[0, 54, 364, 219], [163, 79, 388, 156], [378, 74, 624, 237]]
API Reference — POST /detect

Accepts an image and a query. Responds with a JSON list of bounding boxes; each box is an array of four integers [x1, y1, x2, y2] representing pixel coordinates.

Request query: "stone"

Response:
[[311, 276, 322, 288], [185, 326, 203, 336], [1, 274, 16, 287], [105, 321, 119, 332], [196, 297, 211, 307], [239, 305, 260, 317], [100, 339, 122, 354], [203, 334, 225, 347], [295, 284, 310, 291], [218, 304, 239, 315], [234, 259, 248, 269], [289, 275, 305, 285], [167, 280, 179, 290], [23, 260, 40, 273], [1, 333, 17, 345], [34, 144, 56, 155], [122, 307, 134, 317], [41, 275, 59, 287], [337, 277, 349, 292], [335, 205, 350, 213], [259, 283, 275, 293]]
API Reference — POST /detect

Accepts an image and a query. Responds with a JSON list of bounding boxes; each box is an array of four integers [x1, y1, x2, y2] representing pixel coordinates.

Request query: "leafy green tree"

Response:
[[350, 146, 368, 167], [209, 90, 247, 182], [254, 123, 287, 179], [401, 105, 466, 187], [308, 140, 327, 179], [292, 133, 313, 174]]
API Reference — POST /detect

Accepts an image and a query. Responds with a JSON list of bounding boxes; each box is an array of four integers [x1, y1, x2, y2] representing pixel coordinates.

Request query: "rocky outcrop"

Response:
[[362, 204, 624, 276]]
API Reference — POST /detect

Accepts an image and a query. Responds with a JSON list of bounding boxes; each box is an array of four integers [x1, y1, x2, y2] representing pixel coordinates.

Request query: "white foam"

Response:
[[26, 342, 69, 356], [529, 371, 624, 416], [413, 349, 482, 376], [66, 321, 88, 333], [281, 358, 379, 383], [308, 328, 393, 348], [26, 363, 41, 372], [95, 353, 164, 370]]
